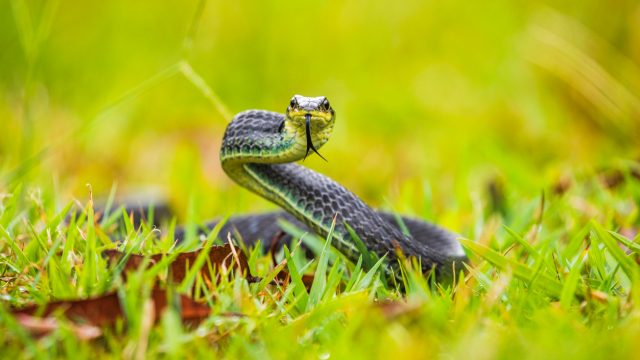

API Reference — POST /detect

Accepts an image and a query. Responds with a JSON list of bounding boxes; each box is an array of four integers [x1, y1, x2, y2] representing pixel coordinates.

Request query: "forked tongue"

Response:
[[304, 113, 327, 161]]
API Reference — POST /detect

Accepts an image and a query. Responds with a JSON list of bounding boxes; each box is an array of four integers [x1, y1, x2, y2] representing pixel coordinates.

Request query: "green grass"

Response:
[[1, 172, 640, 359], [2, 0, 640, 358]]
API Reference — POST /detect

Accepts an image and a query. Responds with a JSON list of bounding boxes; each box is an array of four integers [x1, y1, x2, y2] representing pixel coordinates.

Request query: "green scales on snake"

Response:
[[217, 95, 467, 279]]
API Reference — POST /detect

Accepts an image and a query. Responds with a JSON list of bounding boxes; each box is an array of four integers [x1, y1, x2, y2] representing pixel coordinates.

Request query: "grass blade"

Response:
[[591, 221, 637, 281], [283, 244, 309, 313], [460, 238, 569, 298], [307, 216, 336, 311]]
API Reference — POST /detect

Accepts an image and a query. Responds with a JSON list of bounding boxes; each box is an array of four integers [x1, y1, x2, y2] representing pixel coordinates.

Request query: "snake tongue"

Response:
[[304, 113, 327, 162]]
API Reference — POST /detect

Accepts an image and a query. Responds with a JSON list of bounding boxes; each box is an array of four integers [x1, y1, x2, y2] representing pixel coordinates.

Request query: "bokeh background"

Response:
[[1, 0, 639, 234]]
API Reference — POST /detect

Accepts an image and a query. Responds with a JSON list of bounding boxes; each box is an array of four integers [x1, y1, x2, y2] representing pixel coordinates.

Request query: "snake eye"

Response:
[[289, 98, 298, 109], [321, 98, 330, 110]]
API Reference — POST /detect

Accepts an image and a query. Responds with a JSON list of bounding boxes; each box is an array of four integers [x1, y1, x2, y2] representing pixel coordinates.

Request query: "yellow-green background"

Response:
[[2, 0, 639, 230]]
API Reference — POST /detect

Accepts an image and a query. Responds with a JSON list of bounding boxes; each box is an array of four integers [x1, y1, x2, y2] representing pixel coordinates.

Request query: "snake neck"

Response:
[[221, 110, 296, 197]]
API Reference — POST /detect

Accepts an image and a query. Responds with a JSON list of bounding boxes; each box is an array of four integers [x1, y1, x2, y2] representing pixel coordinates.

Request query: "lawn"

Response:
[[1, 0, 640, 358]]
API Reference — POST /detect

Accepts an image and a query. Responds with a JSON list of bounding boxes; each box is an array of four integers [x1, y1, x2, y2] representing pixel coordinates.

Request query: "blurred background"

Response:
[[1, 0, 639, 233]]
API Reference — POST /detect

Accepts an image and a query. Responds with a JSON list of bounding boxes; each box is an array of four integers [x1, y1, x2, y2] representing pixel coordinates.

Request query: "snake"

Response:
[[208, 95, 467, 279]]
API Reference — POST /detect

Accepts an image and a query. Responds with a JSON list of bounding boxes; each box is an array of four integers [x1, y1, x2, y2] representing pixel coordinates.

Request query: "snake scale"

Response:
[[178, 95, 468, 279]]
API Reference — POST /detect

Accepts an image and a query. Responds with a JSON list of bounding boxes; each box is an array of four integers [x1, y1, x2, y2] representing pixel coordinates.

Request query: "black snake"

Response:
[[172, 95, 467, 280]]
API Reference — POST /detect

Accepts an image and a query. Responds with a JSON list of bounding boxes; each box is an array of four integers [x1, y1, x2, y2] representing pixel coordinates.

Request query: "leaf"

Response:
[[324, 258, 344, 300], [273, 271, 315, 290], [102, 243, 257, 286], [459, 238, 571, 298], [344, 256, 364, 292], [344, 222, 378, 270], [283, 245, 310, 312], [177, 219, 227, 292], [608, 230, 640, 254], [354, 255, 387, 291], [561, 224, 590, 261], [11, 288, 215, 337], [39, 202, 74, 238], [14, 314, 102, 340], [391, 213, 411, 237], [277, 219, 326, 257], [307, 216, 336, 311], [503, 225, 538, 258], [0, 224, 30, 269], [591, 221, 638, 280], [560, 250, 587, 309], [14, 291, 123, 327]]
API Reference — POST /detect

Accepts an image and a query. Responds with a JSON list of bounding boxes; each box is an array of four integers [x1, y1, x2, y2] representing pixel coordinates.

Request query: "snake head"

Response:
[[285, 95, 335, 161]]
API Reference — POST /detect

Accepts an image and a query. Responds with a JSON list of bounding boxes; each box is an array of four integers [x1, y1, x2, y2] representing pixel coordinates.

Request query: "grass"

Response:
[[2, 0, 640, 358], [1, 164, 640, 359]]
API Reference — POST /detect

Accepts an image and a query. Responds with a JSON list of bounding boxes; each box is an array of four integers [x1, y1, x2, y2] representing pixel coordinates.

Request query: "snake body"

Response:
[[217, 95, 466, 278]]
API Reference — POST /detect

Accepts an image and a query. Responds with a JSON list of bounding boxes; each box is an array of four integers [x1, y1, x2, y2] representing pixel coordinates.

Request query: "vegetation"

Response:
[[1, 0, 639, 358]]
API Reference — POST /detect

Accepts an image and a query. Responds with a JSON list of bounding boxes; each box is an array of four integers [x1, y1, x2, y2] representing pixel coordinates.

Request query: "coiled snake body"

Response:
[[217, 95, 466, 278]]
